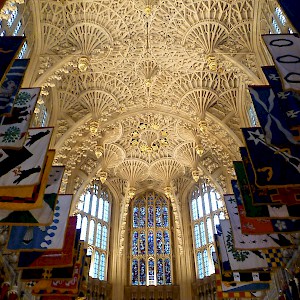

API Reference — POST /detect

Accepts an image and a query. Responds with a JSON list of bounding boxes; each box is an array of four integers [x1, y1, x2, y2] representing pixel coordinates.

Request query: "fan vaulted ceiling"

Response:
[[27, 0, 271, 200]]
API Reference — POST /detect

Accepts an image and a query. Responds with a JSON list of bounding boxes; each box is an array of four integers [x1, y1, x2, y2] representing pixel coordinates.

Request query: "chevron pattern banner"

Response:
[[224, 194, 294, 249]]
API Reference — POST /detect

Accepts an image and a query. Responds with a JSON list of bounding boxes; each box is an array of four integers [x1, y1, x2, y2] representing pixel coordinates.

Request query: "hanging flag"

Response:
[[224, 194, 294, 249], [213, 238, 272, 283], [232, 178, 300, 234], [0, 36, 25, 85], [2, 166, 64, 228], [248, 85, 300, 145], [0, 149, 55, 212], [241, 127, 300, 188], [0, 88, 40, 149], [212, 251, 269, 299], [262, 34, 300, 93], [0, 127, 53, 197], [0, 59, 29, 116], [277, 2, 300, 34], [6, 194, 74, 251], [261, 65, 300, 141], [78, 254, 91, 298], [216, 222, 269, 271], [17, 216, 77, 269], [240, 147, 300, 212], [32, 243, 86, 297]]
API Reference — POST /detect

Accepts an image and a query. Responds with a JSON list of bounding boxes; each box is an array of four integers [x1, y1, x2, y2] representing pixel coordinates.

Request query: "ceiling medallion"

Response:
[[130, 122, 168, 154]]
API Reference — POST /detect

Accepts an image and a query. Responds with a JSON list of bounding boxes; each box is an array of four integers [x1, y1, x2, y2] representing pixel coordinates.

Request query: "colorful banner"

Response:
[[2, 166, 64, 227], [0, 36, 25, 85], [216, 222, 269, 271], [240, 147, 300, 206], [0, 149, 54, 212], [261, 65, 300, 139], [213, 251, 269, 299], [0, 88, 40, 149], [213, 239, 272, 283], [17, 216, 77, 269], [32, 243, 86, 297], [241, 127, 300, 188], [262, 34, 300, 92], [248, 85, 299, 146], [6, 194, 74, 251], [0, 59, 29, 116], [224, 194, 294, 249], [232, 178, 300, 234], [0, 127, 53, 197]]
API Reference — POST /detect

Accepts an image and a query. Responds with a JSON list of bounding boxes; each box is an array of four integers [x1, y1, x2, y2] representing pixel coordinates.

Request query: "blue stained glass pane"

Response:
[[148, 259, 155, 284], [148, 206, 154, 227], [203, 250, 209, 277], [219, 212, 225, 220], [96, 223, 101, 248], [148, 231, 154, 254], [163, 231, 170, 254], [139, 231, 146, 255], [192, 199, 198, 220], [133, 207, 139, 228], [162, 206, 168, 227], [99, 253, 106, 280], [132, 231, 138, 255], [140, 259, 146, 285], [156, 231, 163, 254], [157, 258, 164, 285], [200, 222, 206, 246], [194, 224, 201, 248], [197, 252, 204, 279], [211, 191, 218, 211], [92, 251, 99, 278], [132, 259, 138, 285], [164, 259, 171, 284], [101, 226, 107, 250], [140, 206, 146, 228], [156, 206, 162, 227]]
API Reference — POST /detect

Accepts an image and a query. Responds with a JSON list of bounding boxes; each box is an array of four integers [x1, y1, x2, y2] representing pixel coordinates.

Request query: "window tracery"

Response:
[[130, 191, 173, 286], [190, 182, 224, 279], [76, 181, 111, 281]]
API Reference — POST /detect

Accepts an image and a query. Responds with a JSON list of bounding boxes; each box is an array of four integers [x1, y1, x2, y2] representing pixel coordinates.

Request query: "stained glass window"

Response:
[[197, 252, 204, 279], [92, 251, 99, 278], [76, 181, 111, 281], [213, 215, 220, 233], [140, 259, 146, 285], [190, 182, 225, 279], [275, 7, 286, 26], [203, 250, 209, 277], [130, 191, 173, 286], [132, 259, 138, 285]]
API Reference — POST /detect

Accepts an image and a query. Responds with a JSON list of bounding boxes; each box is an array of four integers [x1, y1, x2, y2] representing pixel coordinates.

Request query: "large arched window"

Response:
[[76, 181, 111, 281], [190, 182, 225, 279], [130, 191, 173, 286]]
